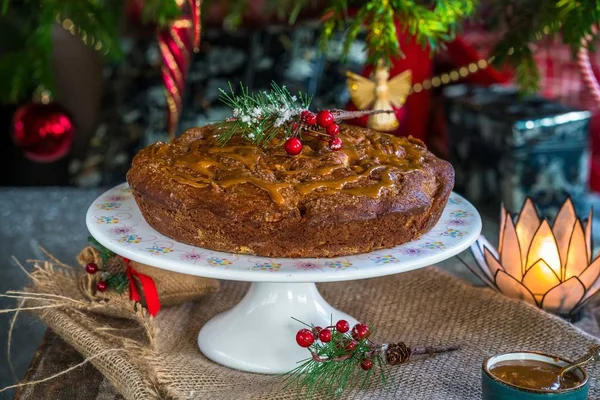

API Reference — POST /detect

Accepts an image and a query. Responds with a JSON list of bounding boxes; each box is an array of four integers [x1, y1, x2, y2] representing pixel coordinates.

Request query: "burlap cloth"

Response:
[[28, 266, 600, 399]]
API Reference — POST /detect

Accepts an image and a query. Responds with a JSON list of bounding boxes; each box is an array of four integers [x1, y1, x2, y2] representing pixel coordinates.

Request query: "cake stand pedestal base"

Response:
[[198, 282, 358, 374]]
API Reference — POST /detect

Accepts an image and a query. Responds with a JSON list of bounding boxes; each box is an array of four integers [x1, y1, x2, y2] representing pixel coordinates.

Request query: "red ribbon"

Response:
[[124, 258, 161, 316]]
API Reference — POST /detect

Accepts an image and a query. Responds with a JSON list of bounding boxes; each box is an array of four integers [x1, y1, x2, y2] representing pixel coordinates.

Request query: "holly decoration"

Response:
[[360, 358, 373, 371], [12, 102, 75, 163], [335, 319, 350, 333], [96, 280, 108, 292], [85, 238, 131, 295], [316, 110, 335, 128], [296, 328, 315, 348], [318, 328, 332, 343], [85, 263, 99, 275], [285, 318, 460, 396], [218, 82, 394, 156], [284, 137, 303, 155], [351, 323, 370, 341]]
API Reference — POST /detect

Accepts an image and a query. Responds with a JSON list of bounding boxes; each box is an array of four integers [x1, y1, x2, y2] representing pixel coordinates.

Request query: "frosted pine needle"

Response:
[[217, 82, 312, 146]]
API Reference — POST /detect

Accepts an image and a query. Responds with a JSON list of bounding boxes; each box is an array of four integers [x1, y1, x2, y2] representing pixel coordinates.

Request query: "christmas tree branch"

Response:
[[488, 0, 600, 92], [0, 0, 181, 103]]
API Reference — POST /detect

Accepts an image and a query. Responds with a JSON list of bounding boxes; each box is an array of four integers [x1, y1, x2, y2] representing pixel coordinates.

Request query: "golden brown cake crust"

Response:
[[126, 124, 454, 257]]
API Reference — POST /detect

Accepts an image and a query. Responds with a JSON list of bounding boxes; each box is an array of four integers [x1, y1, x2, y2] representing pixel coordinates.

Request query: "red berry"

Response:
[[291, 121, 299, 132], [329, 137, 343, 151], [318, 328, 332, 343], [284, 137, 303, 155], [351, 323, 370, 341], [336, 319, 350, 333], [360, 359, 373, 370], [85, 262, 98, 274], [326, 123, 340, 136], [296, 328, 315, 348], [96, 280, 108, 292], [313, 326, 323, 335], [317, 110, 335, 127], [345, 340, 357, 352], [301, 111, 317, 126]]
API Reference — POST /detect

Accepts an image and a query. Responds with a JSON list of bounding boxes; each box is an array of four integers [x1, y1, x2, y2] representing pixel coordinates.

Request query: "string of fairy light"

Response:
[[55, 11, 495, 99], [55, 15, 109, 54], [411, 58, 491, 94], [52, 14, 526, 109], [36, 15, 111, 104]]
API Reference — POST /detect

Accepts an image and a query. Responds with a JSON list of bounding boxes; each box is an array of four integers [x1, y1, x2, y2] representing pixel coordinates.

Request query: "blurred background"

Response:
[[1, 0, 600, 397]]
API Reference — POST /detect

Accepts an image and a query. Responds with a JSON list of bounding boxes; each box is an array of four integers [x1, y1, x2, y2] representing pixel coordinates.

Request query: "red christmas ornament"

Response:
[[296, 328, 315, 348], [329, 137, 343, 151], [85, 263, 98, 274], [284, 137, 303, 155], [326, 123, 340, 136], [336, 319, 350, 333], [316, 110, 335, 128], [318, 328, 332, 343], [12, 102, 75, 163], [96, 281, 108, 292], [360, 359, 373, 371], [351, 323, 370, 341], [345, 340, 357, 352]]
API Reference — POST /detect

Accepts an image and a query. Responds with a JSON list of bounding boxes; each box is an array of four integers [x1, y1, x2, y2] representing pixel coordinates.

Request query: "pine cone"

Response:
[[386, 342, 412, 365]]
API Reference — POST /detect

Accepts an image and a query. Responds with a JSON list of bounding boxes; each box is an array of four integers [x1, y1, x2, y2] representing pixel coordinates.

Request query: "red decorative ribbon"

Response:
[[124, 258, 161, 316], [158, 0, 202, 139]]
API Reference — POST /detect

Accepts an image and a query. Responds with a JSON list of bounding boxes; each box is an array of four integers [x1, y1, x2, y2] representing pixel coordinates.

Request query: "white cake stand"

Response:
[[86, 183, 481, 374]]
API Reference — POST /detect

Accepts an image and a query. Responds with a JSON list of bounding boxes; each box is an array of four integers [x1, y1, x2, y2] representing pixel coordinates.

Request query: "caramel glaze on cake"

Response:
[[127, 123, 454, 258]]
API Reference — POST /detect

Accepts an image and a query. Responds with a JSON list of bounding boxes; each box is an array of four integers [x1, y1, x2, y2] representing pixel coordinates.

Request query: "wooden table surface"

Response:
[[14, 330, 124, 400]]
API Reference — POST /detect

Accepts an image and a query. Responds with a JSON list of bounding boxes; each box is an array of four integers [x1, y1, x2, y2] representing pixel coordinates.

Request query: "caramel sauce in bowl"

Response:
[[482, 352, 589, 400]]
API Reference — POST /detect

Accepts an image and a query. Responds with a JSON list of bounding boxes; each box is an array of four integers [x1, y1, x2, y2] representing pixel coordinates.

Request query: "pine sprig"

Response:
[[283, 320, 385, 397], [106, 272, 128, 294], [217, 82, 312, 146], [285, 318, 459, 397], [88, 236, 115, 264]]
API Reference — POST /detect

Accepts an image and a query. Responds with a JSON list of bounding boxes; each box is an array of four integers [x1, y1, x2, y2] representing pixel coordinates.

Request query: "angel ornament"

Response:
[[346, 63, 412, 132]]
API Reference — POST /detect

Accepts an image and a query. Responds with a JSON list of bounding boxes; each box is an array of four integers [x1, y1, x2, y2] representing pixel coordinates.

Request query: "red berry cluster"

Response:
[[295, 320, 374, 370], [284, 110, 342, 156], [85, 262, 108, 292]]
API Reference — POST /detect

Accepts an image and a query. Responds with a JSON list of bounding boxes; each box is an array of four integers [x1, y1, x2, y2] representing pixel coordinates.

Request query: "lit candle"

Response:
[[470, 198, 599, 316]]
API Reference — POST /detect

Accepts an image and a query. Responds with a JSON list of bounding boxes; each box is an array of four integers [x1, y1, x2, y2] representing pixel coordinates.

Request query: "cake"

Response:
[[127, 123, 454, 258]]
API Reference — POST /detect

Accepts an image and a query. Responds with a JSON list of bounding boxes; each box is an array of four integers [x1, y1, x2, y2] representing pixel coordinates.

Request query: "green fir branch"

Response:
[[321, 0, 477, 66], [217, 81, 312, 146], [282, 324, 385, 398], [106, 272, 128, 294], [488, 0, 600, 92], [88, 236, 115, 264]]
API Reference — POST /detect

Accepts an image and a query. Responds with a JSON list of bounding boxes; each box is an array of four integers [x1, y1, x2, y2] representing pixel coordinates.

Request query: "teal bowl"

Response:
[[482, 352, 589, 400]]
